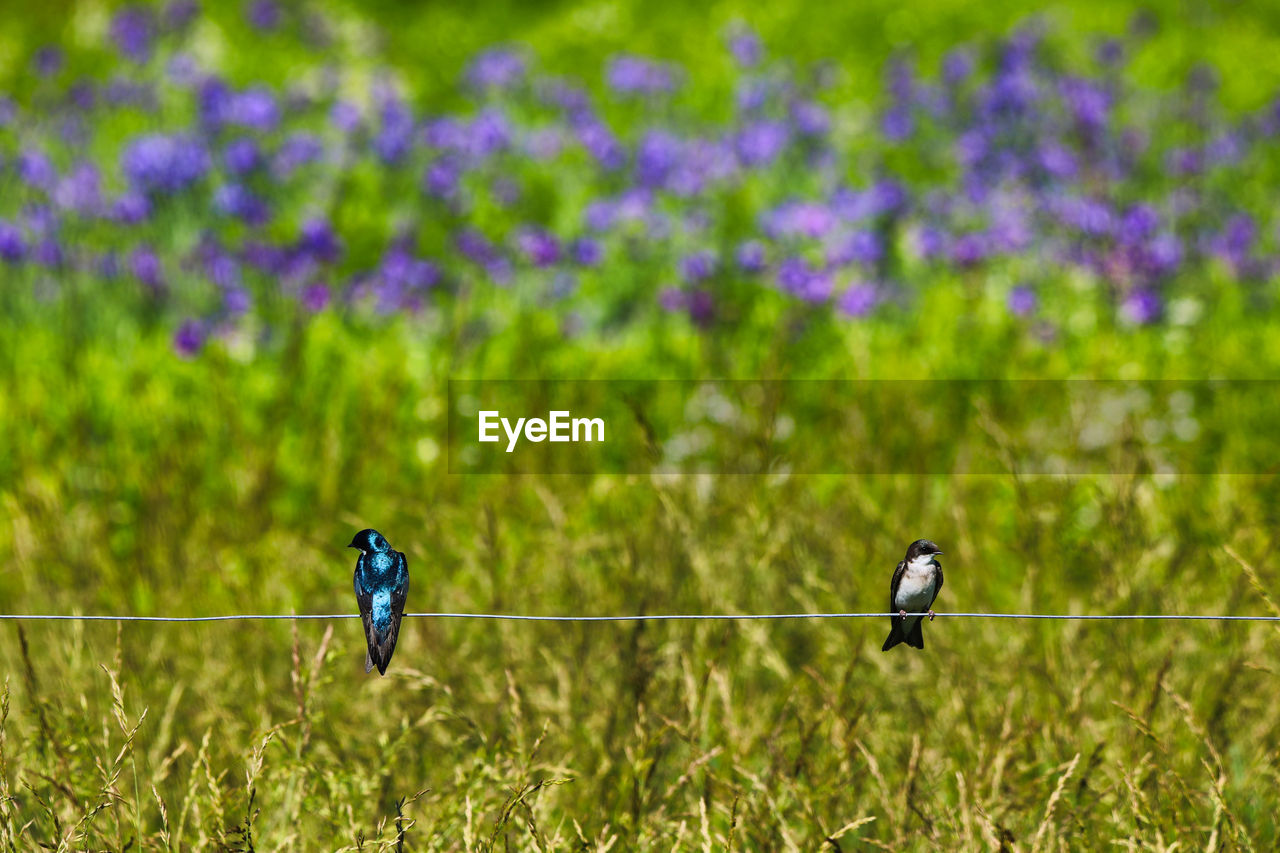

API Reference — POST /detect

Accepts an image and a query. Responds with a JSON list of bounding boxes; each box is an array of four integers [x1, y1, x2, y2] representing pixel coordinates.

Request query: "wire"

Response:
[[1, 612, 1279, 623]]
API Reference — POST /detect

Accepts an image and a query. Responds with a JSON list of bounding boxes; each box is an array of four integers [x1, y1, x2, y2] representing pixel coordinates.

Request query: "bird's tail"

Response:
[[364, 649, 375, 673], [906, 619, 925, 649], [882, 627, 904, 652]]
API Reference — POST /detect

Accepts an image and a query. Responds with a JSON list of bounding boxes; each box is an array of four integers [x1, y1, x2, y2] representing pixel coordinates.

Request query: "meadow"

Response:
[[2, 0, 1280, 849]]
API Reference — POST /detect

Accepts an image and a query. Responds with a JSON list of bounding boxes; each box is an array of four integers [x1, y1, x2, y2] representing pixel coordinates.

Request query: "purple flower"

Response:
[[827, 231, 882, 267], [869, 180, 908, 217], [204, 250, 243, 289], [110, 6, 157, 63], [223, 138, 262, 176], [1220, 214, 1256, 258], [273, 133, 324, 176], [111, 192, 152, 224], [1144, 232, 1183, 277], [1121, 288, 1162, 325], [516, 228, 561, 267], [881, 106, 914, 141], [575, 120, 626, 171], [96, 251, 122, 280], [164, 0, 200, 32], [687, 290, 714, 326], [942, 48, 975, 86], [1205, 132, 1244, 167], [373, 247, 440, 309], [130, 246, 164, 290], [34, 46, 64, 77], [1037, 141, 1078, 180], [456, 228, 499, 265], [23, 205, 58, 237], [34, 238, 64, 269], [228, 86, 280, 131], [726, 27, 763, 67], [122, 134, 210, 195], [485, 256, 513, 285], [243, 241, 287, 274], [468, 109, 512, 157], [735, 80, 771, 113], [680, 251, 716, 283], [297, 218, 341, 262], [949, 232, 989, 267], [373, 100, 415, 165], [790, 101, 831, 137], [522, 128, 563, 161], [1096, 38, 1124, 67], [764, 202, 835, 239], [247, 0, 281, 31], [166, 53, 200, 86], [330, 100, 361, 132], [466, 47, 526, 90], [584, 199, 618, 232], [1008, 285, 1037, 316], [659, 287, 686, 312], [301, 283, 331, 312], [912, 225, 945, 260], [173, 319, 206, 357], [0, 96, 16, 127], [569, 238, 602, 267], [0, 222, 26, 263], [838, 282, 878, 317], [776, 257, 832, 302], [1056, 195, 1114, 238], [213, 183, 270, 224], [66, 81, 96, 110], [1119, 204, 1160, 245], [422, 116, 467, 152], [223, 285, 252, 315], [198, 78, 232, 128], [736, 240, 766, 273], [18, 149, 57, 191], [53, 162, 103, 215], [606, 55, 679, 96], [1059, 77, 1111, 132], [735, 120, 790, 167], [1167, 147, 1202, 177], [635, 130, 682, 187]]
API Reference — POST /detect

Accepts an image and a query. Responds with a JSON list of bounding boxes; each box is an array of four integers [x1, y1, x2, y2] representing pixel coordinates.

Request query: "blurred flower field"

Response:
[[2, 1, 1279, 358], [3, 1, 1280, 850]]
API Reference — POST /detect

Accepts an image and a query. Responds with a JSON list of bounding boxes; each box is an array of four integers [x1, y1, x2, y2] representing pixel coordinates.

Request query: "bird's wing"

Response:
[[888, 559, 907, 614], [372, 550, 410, 674], [929, 563, 944, 609], [354, 559, 376, 672], [391, 550, 410, 614]]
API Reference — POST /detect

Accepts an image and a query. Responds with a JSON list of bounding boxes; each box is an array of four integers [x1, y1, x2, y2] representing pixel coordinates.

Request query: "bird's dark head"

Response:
[[349, 528, 390, 554], [905, 539, 943, 562]]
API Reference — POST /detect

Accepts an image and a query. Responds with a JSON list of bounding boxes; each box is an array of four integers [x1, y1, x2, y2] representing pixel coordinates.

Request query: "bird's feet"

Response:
[[898, 609, 907, 620], [928, 610, 936, 621]]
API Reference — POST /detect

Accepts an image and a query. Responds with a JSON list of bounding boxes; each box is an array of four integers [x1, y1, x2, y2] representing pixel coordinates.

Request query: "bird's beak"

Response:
[[934, 550, 944, 555]]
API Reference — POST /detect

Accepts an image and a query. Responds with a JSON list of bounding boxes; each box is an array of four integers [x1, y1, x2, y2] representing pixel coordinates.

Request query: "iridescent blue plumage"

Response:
[[349, 528, 410, 675]]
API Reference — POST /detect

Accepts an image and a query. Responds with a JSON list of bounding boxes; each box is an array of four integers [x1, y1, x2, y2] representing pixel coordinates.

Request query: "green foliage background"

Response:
[[2, 0, 1280, 849]]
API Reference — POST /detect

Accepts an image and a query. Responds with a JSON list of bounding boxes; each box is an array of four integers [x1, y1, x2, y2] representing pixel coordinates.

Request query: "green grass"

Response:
[[4, 0, 1280, 848], [3, 286, 1280, 848]]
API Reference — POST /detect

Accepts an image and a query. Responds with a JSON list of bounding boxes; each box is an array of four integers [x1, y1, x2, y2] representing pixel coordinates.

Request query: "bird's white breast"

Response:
[[894, 556, 939, 611]]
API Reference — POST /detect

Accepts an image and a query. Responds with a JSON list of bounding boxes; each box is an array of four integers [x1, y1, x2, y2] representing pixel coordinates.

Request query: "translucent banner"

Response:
[[445, 380, 1279, 475]]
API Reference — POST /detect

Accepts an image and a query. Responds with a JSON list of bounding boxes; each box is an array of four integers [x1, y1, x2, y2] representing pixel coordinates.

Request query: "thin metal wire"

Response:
[[1, 612, 1279, 623]]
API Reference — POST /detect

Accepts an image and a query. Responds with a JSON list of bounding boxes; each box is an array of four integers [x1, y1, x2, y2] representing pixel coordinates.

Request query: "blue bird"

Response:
[[349, 529, 410, 675]]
